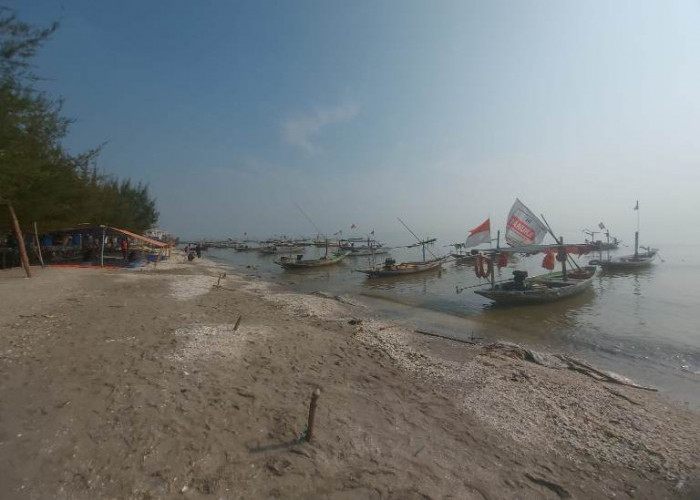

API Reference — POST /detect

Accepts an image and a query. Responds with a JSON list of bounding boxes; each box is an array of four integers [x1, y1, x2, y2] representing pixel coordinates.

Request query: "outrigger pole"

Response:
[[396, 217, 437, 262]]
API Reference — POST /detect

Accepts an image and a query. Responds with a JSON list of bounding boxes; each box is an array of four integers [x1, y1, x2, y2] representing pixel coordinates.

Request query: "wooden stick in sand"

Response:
[[33, 222, 44, 267], [5, 201, 32, 278], [306, 388, 321, 443], [233, 315, 242, 331]]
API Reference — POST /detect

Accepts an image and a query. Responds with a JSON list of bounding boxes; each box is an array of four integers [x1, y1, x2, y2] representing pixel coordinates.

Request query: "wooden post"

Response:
[[306, 388, 321, 443], [100, 226, 106, 267], [7, 203, 31, 277], [33, 222, 44, 268]]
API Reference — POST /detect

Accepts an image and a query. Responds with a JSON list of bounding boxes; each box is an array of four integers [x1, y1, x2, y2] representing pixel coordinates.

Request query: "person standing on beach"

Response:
[[195, 244, 201, 258], [120, 238, 129, 261]]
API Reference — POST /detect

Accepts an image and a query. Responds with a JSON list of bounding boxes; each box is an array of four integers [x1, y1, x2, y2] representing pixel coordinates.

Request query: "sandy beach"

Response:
[[0, 255, 698, 499]]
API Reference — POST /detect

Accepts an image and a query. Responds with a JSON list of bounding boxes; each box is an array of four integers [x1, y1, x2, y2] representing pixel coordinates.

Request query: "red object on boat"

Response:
[[542, 252, 555, 270]]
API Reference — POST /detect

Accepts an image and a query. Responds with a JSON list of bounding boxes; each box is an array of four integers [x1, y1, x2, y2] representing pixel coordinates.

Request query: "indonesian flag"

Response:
[[505, 199, 548, 247], [465, 218, 491, 247]]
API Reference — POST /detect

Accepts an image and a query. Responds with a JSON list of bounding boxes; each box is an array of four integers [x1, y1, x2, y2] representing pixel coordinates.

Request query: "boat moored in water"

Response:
[[474, 266, 597, 305], [359, 256, 447, 278]]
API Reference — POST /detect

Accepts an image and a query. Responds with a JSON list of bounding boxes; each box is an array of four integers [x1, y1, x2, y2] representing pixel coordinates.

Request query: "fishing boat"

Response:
[[474, 266, 597, 305], [347, 247, 389, 257], [259, 245, 305, 254], [275, 251, 348, 269], [468, 199, 596, 306], [234, 244, 261, 252], [359, 255, 447, 278], [590, 202, 657, 270], [593, 247, 657, 269], [359, 218, 446, 278]]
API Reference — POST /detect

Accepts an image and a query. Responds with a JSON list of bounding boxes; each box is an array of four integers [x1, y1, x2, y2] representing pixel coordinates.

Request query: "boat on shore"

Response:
[[275, 251, 348, 269]]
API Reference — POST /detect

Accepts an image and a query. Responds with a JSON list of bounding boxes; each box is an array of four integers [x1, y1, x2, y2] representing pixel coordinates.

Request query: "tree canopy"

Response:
[[0, 8, 159, 233]]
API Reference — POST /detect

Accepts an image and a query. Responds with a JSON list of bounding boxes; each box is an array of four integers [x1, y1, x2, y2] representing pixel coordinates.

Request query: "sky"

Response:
[[7, 0, 700, 245]]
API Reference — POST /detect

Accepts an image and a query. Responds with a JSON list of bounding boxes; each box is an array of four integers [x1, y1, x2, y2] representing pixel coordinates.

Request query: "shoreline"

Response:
[[208, 251, 700, 410], [0, 256, 698, 498]]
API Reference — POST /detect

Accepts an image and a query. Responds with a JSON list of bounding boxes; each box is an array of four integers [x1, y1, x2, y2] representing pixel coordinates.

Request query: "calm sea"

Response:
[[207, 243, 700, 408]]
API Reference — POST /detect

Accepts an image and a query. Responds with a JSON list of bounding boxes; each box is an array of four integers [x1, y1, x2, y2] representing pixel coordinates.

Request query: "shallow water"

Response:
[[207, 243, 700, 407]]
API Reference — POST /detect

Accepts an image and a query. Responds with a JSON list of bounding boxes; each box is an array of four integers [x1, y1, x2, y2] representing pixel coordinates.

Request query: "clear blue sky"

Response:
[[8, 0, 700, 244]]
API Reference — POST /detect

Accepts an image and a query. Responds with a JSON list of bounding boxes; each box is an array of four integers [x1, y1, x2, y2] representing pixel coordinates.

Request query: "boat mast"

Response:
[[635, 200, 640, 257], [492, 230, 500, 289], [397, 217, 437, 262]]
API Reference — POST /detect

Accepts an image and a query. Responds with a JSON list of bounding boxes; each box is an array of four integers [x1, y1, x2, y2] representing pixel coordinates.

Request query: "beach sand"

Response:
[[0, 255, 698, 499]]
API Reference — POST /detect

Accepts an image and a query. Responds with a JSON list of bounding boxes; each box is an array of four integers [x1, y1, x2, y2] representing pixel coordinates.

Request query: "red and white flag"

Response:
[[505, 199, 548, 247], [465, 218, 491, 247]]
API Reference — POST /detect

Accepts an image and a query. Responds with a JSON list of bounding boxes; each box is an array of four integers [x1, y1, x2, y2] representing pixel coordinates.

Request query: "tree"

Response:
[[0, 8, 159, 234]]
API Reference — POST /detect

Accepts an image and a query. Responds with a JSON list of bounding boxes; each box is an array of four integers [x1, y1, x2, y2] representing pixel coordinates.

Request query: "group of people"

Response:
[[184, 243, 202, 261]]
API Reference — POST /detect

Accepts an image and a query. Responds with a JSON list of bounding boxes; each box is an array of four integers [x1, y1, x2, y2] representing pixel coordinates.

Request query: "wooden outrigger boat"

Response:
[[275, 251, 348, 269], [359, 218, 446, 278], [590, 202, 658, 270], [359, 255, 446, 278], [475, 266, 597, 305], [347, 247, 389, 257], [468, 199, 597, 306], [593, 247, 657, 270], [259, 245, 305, 254]]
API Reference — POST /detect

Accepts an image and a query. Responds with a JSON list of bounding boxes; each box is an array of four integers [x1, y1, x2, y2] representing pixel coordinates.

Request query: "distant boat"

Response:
[[590, 202, 657, 270], [259, 245, 305, 254], [593, 247, 657, 269], [234, 244, 261, 252], [275, 251, 348, 269], [347, 247, 389, 257]]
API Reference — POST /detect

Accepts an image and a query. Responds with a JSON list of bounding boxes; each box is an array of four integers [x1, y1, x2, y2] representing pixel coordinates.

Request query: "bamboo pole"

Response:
[[100, 226, 106, 267], [33, 221, 44, 268], [6, 202, 32, 277]]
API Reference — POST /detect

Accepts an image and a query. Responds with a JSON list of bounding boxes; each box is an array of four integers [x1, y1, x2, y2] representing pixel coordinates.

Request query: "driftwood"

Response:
[[486, 342, 657, 392], [414, 329, 477, 345], [555, 354, 657, 392]]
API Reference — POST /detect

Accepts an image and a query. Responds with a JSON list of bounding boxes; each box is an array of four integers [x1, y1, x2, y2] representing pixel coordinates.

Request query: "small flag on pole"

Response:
[[598, 222, 605, 230], [350, 224, 357, 229], [370, 230, 374, 235], [634, 201, 639, 210]]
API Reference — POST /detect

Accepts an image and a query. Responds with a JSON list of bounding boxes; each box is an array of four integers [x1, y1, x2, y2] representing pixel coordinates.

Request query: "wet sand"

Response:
[[0, 256, 698, 499]]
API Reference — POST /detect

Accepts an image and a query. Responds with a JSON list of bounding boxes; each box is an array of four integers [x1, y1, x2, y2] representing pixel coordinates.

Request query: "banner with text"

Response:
[[505, 199, 549, 247]]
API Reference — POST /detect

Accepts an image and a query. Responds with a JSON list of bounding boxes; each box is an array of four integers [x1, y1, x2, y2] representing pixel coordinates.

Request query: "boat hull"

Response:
[[276, 254, 347, 269], [361, 258, 445, 278], [595, 250, 657, 270], [475, 267, 597, 305]]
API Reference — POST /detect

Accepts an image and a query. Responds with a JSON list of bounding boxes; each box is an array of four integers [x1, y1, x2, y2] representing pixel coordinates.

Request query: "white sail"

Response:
[[505, 199, 548, 247]]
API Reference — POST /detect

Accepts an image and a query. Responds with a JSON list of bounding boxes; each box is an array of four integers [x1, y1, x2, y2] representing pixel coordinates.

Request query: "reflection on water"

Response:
[[208, 244, 700, 407]]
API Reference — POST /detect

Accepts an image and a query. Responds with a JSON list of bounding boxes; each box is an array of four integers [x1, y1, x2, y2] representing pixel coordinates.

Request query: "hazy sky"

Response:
[[9, 0, 700, 245]]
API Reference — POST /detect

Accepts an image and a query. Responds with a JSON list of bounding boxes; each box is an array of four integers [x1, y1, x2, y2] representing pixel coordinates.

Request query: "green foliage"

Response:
[[0, 8, 159, 233]]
